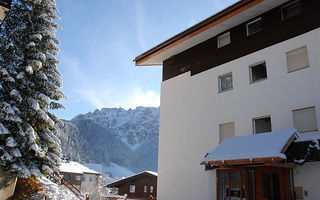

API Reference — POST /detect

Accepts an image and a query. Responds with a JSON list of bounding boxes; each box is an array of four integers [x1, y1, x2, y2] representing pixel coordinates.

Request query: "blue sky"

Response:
[[54, 0, 238, 120]]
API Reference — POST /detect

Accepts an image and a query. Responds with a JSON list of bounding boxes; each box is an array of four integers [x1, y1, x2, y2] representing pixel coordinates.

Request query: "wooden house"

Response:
[[107, 171, 157, 199]]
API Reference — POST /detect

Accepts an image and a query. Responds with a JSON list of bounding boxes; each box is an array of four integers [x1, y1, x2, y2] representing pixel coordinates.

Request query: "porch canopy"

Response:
[[201, 129, 300, 168]]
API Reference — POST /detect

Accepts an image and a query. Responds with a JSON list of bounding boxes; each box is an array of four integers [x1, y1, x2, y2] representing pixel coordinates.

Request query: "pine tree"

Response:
[[0, 0, 65, 178]]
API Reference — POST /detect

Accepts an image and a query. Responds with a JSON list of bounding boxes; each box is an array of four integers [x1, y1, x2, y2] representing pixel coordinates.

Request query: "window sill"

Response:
[[219, 88, 233, 93]]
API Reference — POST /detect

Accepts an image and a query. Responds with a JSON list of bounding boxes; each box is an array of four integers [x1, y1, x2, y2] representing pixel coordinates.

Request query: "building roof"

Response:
[[107, 171, 158, 188], [84, 163, 103, 174], [134, 0, 289, 66], [59, 161, 101, 175], [201, 129, 300, 167]]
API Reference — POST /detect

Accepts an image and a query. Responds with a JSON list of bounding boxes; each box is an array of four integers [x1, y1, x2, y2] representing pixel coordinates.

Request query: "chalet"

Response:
[[107, 171, 157, 199], [59, 161, 101, 193], [134, 0, 320, 199]]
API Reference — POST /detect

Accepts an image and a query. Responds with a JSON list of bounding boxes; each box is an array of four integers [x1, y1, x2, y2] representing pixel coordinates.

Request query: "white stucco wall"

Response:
[[294, 162, 320, 200], [81, 174, 98, 192], [158, 28, 320, 200]]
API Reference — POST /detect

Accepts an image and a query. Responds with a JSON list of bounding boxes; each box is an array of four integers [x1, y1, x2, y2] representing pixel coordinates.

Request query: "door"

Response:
[[256, 167, 291, 200]]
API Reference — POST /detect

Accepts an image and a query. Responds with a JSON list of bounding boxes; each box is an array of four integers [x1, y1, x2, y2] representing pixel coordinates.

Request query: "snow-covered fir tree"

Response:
[[0, 0, 65, 178]]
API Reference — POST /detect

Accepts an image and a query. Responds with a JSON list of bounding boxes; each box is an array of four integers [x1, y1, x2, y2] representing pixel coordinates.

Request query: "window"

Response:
[[249, 61, 267, 83], [219, 73, 233, 92], [150, 186, 154, 193], [246, 18, 262, 36], [82, 176, 85, 181], [253, 116, 271, 134], [89, 177, 92, 182], [144, 185, 148, 193], [75, 175, 81, 181], [286, 46, 309, 72], [217, 169, 248, 200], [295, 187, 304, 200], [219, 122, 235, 143], [282, 1, 301, 21], [217, 32, 231, 48], [293, 106, 318, 133], [129, 185, 135, 193]]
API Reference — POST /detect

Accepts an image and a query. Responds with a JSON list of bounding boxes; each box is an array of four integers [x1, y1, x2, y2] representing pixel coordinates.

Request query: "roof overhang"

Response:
[[134, 0, 289, 66], [201, 129, 299, 168]]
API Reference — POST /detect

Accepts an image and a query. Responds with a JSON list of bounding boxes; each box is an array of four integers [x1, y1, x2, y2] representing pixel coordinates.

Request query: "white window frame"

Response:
[[219, 72, 233, 93], [249, 60, 267, 84], [253, 115, 272, 134], [150, 186, 154, 193], [217, 32, 231, 48], [144, 185, 148, 193], [246, 17, 262, 36], [129, 185, 135, 193]]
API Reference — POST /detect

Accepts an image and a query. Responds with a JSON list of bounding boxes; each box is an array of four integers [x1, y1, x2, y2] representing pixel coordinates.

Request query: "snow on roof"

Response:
[[294, 133, 320, 142], [59, 161, 101, 175], [201, 129, 300, 165], [107, 171, 158, 187], [145, 171, 158, 176], [84, 163, 102, 174]]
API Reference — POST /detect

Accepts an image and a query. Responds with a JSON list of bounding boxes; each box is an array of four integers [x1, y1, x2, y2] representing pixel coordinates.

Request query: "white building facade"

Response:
[[135, 0, 320, 199]]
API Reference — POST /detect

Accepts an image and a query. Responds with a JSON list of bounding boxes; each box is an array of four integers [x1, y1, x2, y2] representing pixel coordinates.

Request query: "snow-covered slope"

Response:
[[103, 162, 134, 179], [56, 107, 159, 178], [81, 107, 159, 150]]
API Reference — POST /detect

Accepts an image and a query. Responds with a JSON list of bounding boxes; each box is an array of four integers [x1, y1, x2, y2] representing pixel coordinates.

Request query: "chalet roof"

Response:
[[84, 163, 103, 174], [134, 0, 289, 66], [201, 129, 300, 167], [59, 161, 101, 175], [107, 171, 158, 188]]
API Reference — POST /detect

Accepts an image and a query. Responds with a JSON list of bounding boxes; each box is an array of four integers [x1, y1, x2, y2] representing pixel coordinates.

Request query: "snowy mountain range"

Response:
[[55, 107, 159, 179]]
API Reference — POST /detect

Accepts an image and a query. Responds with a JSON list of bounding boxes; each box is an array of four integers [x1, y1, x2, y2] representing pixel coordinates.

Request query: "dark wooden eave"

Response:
[[133, 0, 258, 65]]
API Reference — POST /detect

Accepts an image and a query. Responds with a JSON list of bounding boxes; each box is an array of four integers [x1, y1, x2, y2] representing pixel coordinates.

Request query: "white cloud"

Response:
[[134, 0, 149, 51], [126, 88, 160, 109]]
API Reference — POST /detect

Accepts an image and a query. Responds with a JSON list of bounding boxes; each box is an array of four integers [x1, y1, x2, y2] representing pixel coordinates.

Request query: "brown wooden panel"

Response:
[[114, 173, 157, 198], [163, 0, 320, 81]]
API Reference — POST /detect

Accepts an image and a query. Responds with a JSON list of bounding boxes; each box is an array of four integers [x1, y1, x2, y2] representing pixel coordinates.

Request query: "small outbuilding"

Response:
[[107, 171, 157, 200]]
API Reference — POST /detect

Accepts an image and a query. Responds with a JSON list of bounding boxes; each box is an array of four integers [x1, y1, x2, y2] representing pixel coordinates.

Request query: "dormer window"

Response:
[[217, 32, 231, 48], [246, 18, 263, 36], [282, 0, 301, 21]]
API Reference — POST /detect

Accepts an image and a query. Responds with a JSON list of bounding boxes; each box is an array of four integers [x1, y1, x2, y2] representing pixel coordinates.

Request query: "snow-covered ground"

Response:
[[103, 162, 134, 181], [35, 176, 79, 200]]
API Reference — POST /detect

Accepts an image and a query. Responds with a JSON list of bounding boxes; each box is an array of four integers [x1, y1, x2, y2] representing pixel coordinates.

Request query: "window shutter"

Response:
[[219, 122, 235, 143], [286, 46, 309, 72], [293, 107, 318, 132], [217, 32, 230, 48]]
